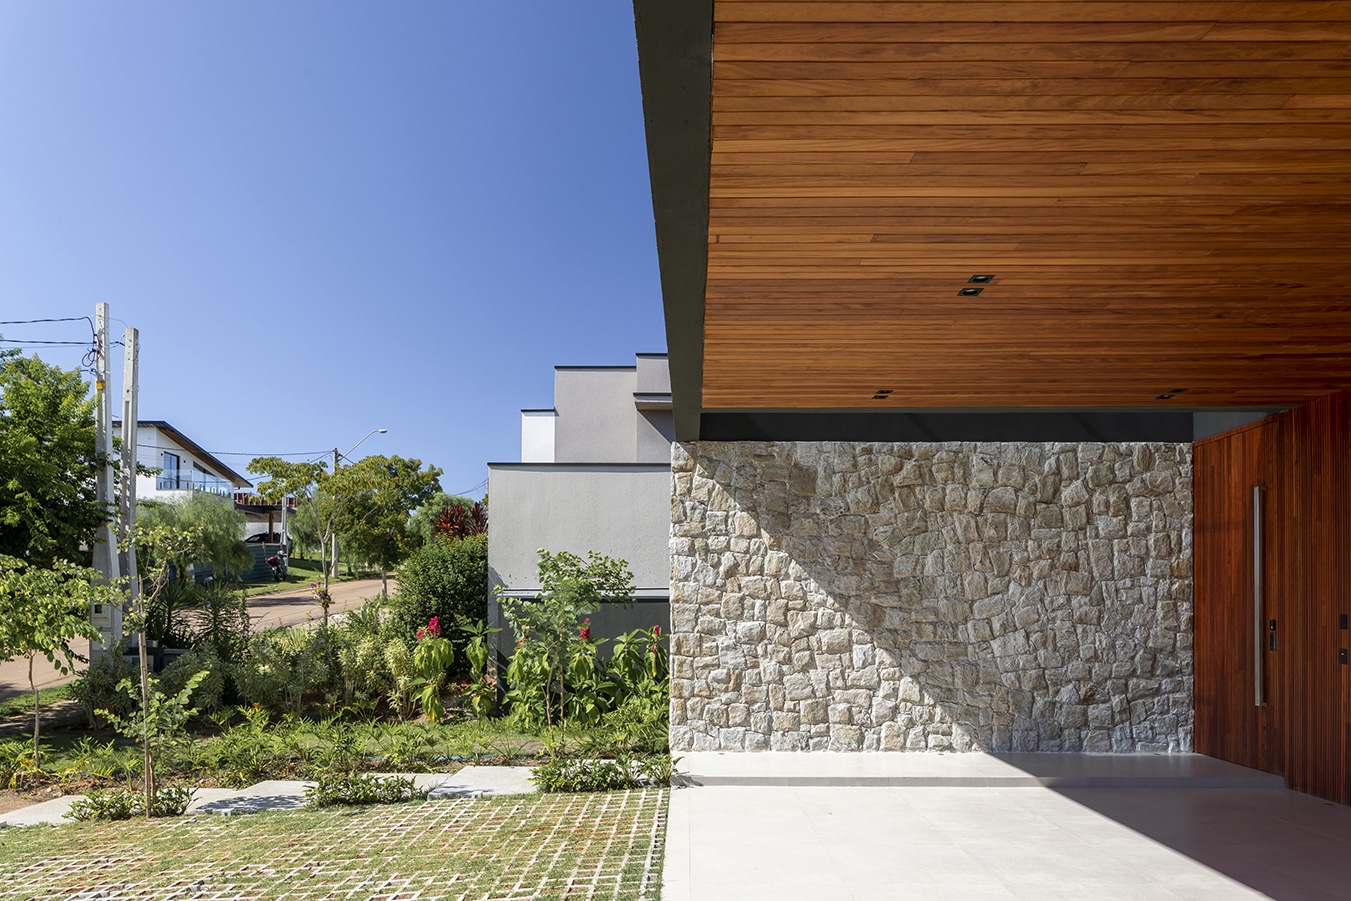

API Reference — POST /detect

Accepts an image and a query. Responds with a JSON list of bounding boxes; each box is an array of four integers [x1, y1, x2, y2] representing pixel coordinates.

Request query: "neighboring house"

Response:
[[487, 353, 674, 661], [633, 2, 1351, 806], [112, 420, 252, 503], [111, 420, 282, 580]]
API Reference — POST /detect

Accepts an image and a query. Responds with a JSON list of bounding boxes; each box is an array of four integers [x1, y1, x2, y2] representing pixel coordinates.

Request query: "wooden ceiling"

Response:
[[702, 0, 1351, 410]]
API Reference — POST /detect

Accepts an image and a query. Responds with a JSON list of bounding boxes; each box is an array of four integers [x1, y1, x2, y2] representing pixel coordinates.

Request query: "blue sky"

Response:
[[0, 2, 666, 497]]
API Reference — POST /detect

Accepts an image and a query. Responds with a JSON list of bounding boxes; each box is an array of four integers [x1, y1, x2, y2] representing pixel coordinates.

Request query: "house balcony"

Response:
[[155, 472, 233, 496]]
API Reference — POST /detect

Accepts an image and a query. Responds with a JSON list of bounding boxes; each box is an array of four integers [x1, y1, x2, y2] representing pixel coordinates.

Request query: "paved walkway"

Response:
[[0, 578, 387, 702], [0, 766, 535, 826], [666, 752, 1351, 901]]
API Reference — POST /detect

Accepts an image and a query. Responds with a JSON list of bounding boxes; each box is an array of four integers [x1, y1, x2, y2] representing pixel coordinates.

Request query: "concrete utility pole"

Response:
[[331, 446, 340, 579], [92, 305, 121, 582], [117, 327, 139, 644], [90, 304, 122, 657]]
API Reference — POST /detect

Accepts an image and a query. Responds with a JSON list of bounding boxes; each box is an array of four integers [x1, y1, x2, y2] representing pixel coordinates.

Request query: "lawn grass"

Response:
[[0, 685, 73, 721], [240, 557, 380, 598], [0, 789, 667, 900]]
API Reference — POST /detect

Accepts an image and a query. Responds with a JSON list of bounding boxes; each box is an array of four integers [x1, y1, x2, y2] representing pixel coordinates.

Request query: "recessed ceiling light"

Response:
[[1156, 393, 1175, 400], [877, 389, 893, 394], [968, 275, 995, 284], [959, 287, 983, 297], [872, 394, 888, 400]]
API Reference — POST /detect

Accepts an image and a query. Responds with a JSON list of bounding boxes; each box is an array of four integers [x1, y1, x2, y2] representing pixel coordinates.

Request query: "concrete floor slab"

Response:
[[665, 756, 1351, 901], [678, 751, 1284, 788]]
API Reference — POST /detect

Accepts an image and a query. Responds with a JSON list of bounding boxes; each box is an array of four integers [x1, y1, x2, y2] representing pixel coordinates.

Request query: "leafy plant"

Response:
[[392, 534, 488, 641], [0, 738, 37, 790], [411, 618, 454, 722], [69, 642, 138, 729], [499, 550, 634, 728], [304, 773, 428, 808], [0, 555, 118, 766], [529, 754, 676, 794], [65, 784, 195, 820], [99, 670, 208, 816]]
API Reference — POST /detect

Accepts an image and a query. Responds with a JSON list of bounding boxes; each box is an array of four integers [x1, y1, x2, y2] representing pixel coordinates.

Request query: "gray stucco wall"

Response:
[[670, 441, 1194, 753], [553, 369, 640, 463], [488, 463, 673, 595]]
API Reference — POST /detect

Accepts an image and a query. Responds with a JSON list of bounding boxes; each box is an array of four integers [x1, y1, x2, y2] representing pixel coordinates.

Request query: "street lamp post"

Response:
[[329, 428, 387, 579]]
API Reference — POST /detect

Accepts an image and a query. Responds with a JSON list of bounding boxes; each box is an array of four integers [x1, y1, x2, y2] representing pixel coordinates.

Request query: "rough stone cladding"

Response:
[[670, 441, 1194, 753]]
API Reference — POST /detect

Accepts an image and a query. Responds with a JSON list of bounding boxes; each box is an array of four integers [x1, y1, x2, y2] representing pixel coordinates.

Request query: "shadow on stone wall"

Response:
[[670, 441, 1193, 753]]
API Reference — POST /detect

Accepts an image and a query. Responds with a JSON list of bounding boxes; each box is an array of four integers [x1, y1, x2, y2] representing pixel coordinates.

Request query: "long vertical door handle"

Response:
[[1253, 485, 1265, 708]]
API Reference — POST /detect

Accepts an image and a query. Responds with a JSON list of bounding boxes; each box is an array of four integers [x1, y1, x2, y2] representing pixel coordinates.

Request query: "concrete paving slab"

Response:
[[0, 795, 81, 827], [426, 766, 536, 799], [191, 780, 313, 815]]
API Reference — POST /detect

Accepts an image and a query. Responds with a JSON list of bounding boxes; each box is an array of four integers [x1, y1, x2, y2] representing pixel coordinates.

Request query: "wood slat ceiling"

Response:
[[703, 0, 1351, 410]]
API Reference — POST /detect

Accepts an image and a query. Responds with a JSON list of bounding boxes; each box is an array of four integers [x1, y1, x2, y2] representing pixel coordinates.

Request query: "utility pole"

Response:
[[92, 306, 121, 580], [90, 303, 122, 657], [331, 446, 340, 579], [117, 327, 139, 646]]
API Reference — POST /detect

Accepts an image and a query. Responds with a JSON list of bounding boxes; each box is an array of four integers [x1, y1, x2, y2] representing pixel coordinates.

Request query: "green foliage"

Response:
[[161, 645, 227, 713], [0, 349, 107, 568], [201, 705, 285, 787], [460, 619, 501, 719], [0, 555, 118, 766], [392, 534, 488, 638], [408, 492, 474, 544], [137, 494, 251, 585], [530, 754, 675, 794], [411, 618, 454, 722], [0, 738, 37, 789], [0, 556, 113, 672], [246, 458, 325, 507], [69, 644, 138, 729], [331, 454, 443, 579], [499, 550, 634, 727], [304, 773, 429, 808], [65, 785, 195, 820], [100, 671, 208, 777]]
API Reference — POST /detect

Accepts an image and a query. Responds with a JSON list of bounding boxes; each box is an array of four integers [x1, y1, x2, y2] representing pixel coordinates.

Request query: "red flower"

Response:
[[653, 625, 662, 638], [579, 618, 592, 641]]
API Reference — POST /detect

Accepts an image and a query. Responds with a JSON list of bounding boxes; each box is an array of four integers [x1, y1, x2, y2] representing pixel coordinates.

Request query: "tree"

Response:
[[332, 455, 443, 598], [393, 533, 489, 637], [138, 493, 252, 582], [0, 348, 109, 567], [408, 492, 474, 544], [246, 457, 326, 556], [0, 556, 120, 766]]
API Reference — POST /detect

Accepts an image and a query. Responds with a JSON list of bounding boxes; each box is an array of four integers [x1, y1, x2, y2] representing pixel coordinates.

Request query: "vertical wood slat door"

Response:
[[1194, 390, 1351, 805]]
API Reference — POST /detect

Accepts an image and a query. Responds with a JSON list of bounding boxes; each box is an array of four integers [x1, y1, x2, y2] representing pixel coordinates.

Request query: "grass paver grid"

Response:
[[0, 789, 666, 901]]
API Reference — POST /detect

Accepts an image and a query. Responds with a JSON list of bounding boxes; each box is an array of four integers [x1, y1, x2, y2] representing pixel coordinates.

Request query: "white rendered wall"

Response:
[[520, 411, 557, 463]]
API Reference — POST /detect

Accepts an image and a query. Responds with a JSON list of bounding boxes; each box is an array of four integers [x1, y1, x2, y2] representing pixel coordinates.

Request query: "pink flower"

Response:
[[653, 625, 661, 638], [579, 618, 592, 641], [427, 616, 441, 638]]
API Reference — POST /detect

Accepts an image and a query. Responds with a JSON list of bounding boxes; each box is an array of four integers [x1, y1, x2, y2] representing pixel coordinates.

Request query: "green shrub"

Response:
[[304, 773, 428, 808], [162, 645, 227, 713], [230, 636, 293, 710], [530, 754, 675, 794], [69, 646, 138, 729], [392, 535, 487, 639], [0, 738, 37, 790], [65, 785, 195, 820]]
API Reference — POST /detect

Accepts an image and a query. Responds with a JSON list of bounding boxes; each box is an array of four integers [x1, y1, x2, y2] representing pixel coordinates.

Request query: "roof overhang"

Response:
[[635, 0, 1351, 441]]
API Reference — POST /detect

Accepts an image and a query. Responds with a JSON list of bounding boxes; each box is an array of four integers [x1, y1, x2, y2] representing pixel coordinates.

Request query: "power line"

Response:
[[0, 317, 93, 326], [0, 338, 90, 346]]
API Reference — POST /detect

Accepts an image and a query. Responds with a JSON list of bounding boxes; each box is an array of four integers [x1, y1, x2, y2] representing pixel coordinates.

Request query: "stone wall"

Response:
[[670, 441, 1194, 753]]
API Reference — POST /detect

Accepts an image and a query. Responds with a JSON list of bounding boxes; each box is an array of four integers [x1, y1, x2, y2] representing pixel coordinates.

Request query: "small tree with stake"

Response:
[[0, 556, 121, 769]]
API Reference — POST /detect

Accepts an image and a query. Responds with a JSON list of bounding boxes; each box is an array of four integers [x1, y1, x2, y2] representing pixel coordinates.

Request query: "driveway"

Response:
[[0, 577, 389, 702]]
